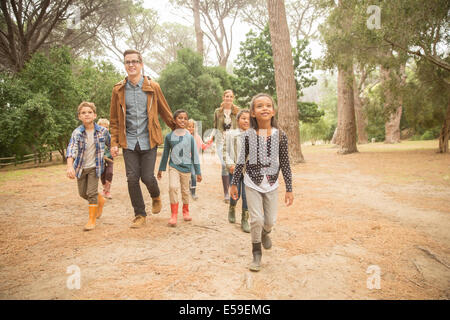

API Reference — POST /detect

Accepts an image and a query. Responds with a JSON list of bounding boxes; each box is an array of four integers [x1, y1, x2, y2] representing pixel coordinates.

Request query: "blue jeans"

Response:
[[190, 166, 196, 189], [216, 141, 228, 176], [229, 173, 247, 210]]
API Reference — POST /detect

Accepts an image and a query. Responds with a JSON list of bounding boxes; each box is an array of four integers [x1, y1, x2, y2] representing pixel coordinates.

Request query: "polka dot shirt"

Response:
[[231, 128, 292, 192]]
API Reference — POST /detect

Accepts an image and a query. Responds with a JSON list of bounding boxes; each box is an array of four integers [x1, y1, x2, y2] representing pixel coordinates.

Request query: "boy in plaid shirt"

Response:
[[66, 102, 111, 231]]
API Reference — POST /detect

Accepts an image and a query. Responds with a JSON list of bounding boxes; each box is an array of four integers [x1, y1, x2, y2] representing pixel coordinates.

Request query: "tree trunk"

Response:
[[331, 126, 339, 145], [267, 0, 304, 163], [381, 62, 405, 144], [193, 0, 204, 57], [384, 105, 402, 143], [353, 76, 368, 144], [438, 99, 450, 153], [336, 65, 358, 154], [332, 79, 343, 147]]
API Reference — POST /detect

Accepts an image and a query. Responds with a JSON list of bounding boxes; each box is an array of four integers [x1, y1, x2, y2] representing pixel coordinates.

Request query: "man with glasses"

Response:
[[109, 49, 176, 228]]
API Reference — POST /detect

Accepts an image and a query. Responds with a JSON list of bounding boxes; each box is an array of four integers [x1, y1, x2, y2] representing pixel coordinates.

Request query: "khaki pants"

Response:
[[169, 166, 191, 204], [245, 186, 278, 243], [77, 167, 98, 204]]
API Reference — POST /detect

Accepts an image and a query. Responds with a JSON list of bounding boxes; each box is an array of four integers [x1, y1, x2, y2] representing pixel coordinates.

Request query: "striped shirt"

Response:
[[66, 123, 111, 178]]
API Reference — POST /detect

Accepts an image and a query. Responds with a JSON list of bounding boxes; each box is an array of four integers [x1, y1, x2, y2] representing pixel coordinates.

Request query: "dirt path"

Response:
[[0, 142, 449, 299]]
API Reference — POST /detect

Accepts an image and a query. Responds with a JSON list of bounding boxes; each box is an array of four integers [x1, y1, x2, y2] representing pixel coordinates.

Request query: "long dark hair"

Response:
[[249, 93, 278, 129]]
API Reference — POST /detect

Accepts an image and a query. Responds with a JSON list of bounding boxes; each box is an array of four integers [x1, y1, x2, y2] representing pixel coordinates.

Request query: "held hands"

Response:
[[111, 146, 119, 157], [285, 192, 294, 206], [230, 185, 238, 201], [229, 166, 235, 174], [157, 171, 162, 180]]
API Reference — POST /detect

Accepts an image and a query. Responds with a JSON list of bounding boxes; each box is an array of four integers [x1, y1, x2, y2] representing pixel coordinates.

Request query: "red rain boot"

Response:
[[168, 203, 178, 227], [182, 203, 192, 221]]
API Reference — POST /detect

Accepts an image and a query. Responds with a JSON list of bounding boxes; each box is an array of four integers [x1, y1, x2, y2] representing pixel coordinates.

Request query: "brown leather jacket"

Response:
[[109, 76, 176, 149]]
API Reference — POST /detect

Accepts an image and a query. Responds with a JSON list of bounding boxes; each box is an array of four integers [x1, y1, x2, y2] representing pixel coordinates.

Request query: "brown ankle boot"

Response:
[[96, 194, 106, 218], [182, 203, 192, 221], [152, 196, 162, 214], [84, 204, 97, 231], [168, 203, 178, 227]]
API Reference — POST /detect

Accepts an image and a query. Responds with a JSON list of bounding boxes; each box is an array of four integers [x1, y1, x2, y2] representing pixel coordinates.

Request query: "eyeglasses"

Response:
[[124, 60, 141, 66]]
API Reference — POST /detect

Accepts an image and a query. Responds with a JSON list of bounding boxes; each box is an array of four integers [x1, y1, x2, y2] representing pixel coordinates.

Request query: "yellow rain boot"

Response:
[[96, 194, 106, 219], [84, 204, 97, 231]]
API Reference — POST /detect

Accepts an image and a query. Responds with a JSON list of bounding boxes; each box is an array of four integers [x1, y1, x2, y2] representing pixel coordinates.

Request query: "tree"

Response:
[[240, 0, 325, 43], [355, 0, 450, 150], [378, 0, 450, 73], [193, 0, 204, 57], [439, 100, 450, 153], [145, 22, 196, 75], [94, 0, 159, 66], [380, 56, 407, 144], [233, 26, 316, 107], [170, 0, 248, 67], [75, 58, 123, 118], [158, 48, 224, 129], [298, 102, 324, 124], [267, 0, 304, 163], [320, 0, 358, 154], [286, 0, 325, 42], [0, 74, 33, 157], [353, 64, 373, 144], [0, 0, 127, 73], [0, 46, 122, 160], [300, 117, 331, 145], [401, 59, 450, 151]]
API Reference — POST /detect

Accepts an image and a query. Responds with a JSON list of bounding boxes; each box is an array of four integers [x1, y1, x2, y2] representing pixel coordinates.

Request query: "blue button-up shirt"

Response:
[[125, 76, 150, 150]]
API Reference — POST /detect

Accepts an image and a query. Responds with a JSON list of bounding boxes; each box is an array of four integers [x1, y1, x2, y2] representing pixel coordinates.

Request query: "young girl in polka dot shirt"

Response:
[[230, 93, 294, 272]]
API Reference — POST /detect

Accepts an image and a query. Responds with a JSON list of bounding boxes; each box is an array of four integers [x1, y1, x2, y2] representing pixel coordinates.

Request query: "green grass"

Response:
[[302, 139, 440, 154], [0, 166, 56, 185]]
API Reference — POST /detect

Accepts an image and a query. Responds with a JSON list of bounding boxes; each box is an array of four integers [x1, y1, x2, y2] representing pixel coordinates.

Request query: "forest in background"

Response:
[[0, 0, 449, 161]]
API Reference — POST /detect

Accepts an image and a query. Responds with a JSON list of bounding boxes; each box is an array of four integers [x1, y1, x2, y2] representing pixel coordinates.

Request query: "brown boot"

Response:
[[152, 196, 162, 214], [168, 203, 178, 227], [182, 203, 192, 221], [96, 194, 106, 218], [130, 215, 146, 228], [84, 204, 97, 231]]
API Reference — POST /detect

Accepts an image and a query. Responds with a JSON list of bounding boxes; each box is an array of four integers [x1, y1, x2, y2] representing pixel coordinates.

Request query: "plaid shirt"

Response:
[[66, 123, 111, 178]]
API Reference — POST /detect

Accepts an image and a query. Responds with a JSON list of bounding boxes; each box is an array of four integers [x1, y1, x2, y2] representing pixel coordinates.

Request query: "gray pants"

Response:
[[123, 144, 160, 217], [245, 185, 278, 243], [77, 167, 98, 204]]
